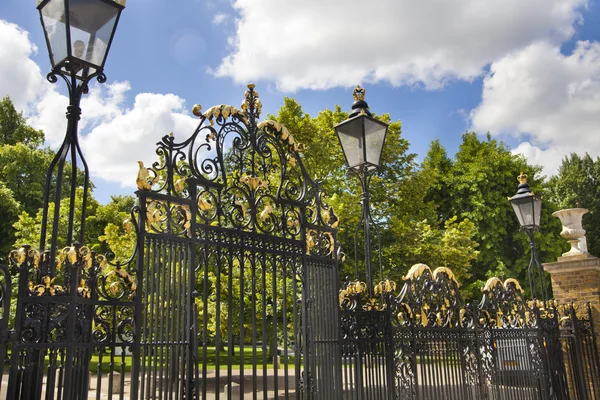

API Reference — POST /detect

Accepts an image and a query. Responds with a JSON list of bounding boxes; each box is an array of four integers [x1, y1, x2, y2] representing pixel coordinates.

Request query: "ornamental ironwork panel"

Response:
[[134, 84, 341, 400], [339, 264, 600, 400]]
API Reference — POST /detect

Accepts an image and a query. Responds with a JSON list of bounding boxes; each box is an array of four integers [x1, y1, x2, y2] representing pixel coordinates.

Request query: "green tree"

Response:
[[270, 99, 478, 285], [421, 133, 565, 299], [0, 183, 20, 264], [547, 153, 600, 257], [0, 96, 44, 148]]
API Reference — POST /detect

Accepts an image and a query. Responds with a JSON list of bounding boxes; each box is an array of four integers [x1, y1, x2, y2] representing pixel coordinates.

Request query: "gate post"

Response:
[[544, 208, 600, 352], [543, 224, 600, 355]]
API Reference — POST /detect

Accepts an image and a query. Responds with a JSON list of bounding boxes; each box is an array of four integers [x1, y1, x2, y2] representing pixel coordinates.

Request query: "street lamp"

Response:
[[36, 0, 125, 258], [334, 85, 389, 295], [509, 172, 547, 301]]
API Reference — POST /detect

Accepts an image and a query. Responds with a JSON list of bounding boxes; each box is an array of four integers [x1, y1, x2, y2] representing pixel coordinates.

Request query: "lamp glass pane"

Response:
[[364, 117, 388, 168], [68, 0, 119, 68], [533, 196, 542, 227], [335, 117, 365, 168], [41, 0, 68, 67], [511, 197, 536, 228]]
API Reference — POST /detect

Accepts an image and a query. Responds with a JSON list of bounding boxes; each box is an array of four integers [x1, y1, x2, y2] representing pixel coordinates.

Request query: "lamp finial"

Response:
[[518, 172, 528, 184], [353, 85, 365, 101]]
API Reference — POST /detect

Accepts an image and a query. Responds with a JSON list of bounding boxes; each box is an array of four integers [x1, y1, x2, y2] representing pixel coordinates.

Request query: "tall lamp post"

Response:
[[334, 85, 389, 296], [5, 2, 124, 398], [509, 172, 547, 301], [36, 0, 125, 259]]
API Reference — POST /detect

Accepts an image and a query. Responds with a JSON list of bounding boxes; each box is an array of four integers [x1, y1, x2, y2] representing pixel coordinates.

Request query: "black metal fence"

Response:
[[339, 264, 600, 400]]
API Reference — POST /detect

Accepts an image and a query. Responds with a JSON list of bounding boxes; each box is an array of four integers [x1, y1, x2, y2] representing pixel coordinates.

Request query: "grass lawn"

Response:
[[85, 346, 295, 374]]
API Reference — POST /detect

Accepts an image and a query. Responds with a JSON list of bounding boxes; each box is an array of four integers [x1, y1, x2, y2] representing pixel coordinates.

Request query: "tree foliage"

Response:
[[547, 153, 600, 257], [420, 133, 565, 299], [269, 99, 479, 286]]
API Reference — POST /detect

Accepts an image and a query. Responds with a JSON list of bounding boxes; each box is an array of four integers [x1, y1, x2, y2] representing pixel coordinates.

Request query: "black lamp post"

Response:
[[509, 172, 547, 301], [36, 0, 125, 259], [334, 85, 389, 295]]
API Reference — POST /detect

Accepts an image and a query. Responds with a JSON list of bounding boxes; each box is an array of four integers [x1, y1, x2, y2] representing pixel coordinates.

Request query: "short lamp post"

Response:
[[334, 85, 389, 295], [36, 0, 125, 259], [509, 172, 547, 301]]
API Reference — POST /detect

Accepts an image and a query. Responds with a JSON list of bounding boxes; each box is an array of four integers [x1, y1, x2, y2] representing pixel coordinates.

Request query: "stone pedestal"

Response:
[[544, 253, 600, 352]]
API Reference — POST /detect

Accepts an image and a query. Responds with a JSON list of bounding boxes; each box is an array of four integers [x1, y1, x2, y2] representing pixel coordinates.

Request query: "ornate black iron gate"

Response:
[[133, 84, 342, 399], [0, 85, 342, 399]]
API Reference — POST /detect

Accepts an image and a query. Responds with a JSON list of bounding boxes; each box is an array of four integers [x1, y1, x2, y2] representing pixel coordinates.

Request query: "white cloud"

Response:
[[214, 0, 586, 91], [212, 12, 229, 25], [471, 41, 600, 177], [0, 20, 50, 112], [0, 19, 199, 188], [81, 92, 198, 188]]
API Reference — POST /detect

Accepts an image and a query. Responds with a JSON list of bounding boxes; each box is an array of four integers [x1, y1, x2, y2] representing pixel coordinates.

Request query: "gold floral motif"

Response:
[[175, 178, 186, 193], [78, 279, 91, 298], [259, 204, 274, 222], [198, 196, 213, 211], [306, 229, 317, 252], [9, 247, 40, 268], [136, 161, 159, 191], [403, 263, 432, 281], [203, 104, 246, 126], [503, 278, 523, 292], [363, 298, 386, 311], [32, 276, 64, 296], [375, 279, 396, 295], [433, 267, 459, 287], [234, 197, 247, 218], [241, 83, 262, 117], [239, 175, 268, 191], [287, 216, 299, 228], [123, 219, 134, 234], [192, 104, 203, 117], [145, 200, 164, 228], [256, 120, 296, 147], [483, 277, 503, 292]]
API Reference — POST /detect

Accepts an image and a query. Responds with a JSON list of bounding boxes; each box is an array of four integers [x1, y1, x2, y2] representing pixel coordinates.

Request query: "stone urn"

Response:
[[552, 208, 588, 256]]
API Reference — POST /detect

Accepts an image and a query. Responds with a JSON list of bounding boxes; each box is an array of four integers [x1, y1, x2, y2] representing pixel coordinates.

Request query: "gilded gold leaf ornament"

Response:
[[175, 178, 186, 193], [287, 155, 297, 166], [192, 104, 203, 117], [483, 277, 503, 292], [234, 197, 247, 218], [67, 246, 78, 265], [198, 196, 213, 211], [123, 219, 133, 234], [259, 204, 274, 222], [287, 216, 299, 228], [78, 279, 91, 298], [136, 161, 159, 191], [433, 267, 459, 286], [503, 278, 523, 292], [14, 247, 27, 265], [293, 143, 305, 153], [403, 263, 432, 281]]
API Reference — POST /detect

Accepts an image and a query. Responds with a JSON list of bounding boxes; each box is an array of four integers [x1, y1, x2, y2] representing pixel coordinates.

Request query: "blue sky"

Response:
[[1, 0, 600, 204]]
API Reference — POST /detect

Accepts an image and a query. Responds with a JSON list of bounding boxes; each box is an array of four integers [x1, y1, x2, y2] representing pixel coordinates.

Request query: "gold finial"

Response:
[[518, 172, 528, 184], [247, 83, 255, 90], [353, 85, 365, 101], [192, 104, 203, 117]]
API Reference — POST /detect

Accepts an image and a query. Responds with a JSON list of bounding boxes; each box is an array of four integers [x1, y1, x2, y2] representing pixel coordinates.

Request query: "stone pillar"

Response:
[[543, 208, 600, 351]]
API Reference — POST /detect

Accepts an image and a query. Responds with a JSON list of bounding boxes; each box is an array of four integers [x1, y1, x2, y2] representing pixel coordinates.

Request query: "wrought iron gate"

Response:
[[0, 85, 342, 399], [133, 83, 342, 399]]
